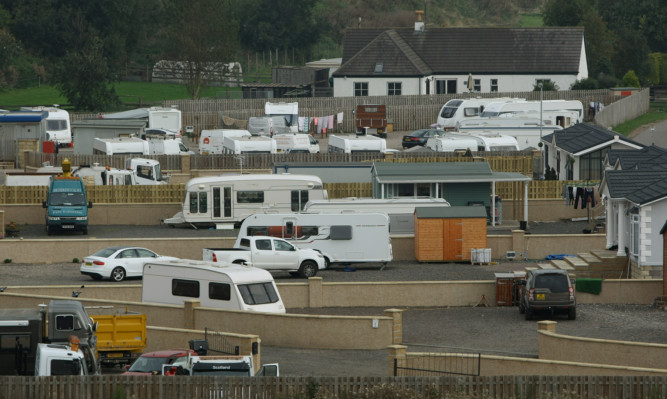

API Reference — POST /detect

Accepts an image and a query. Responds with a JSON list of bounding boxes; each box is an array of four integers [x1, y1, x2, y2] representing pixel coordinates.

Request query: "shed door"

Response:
[[443, 219, 463, 260]]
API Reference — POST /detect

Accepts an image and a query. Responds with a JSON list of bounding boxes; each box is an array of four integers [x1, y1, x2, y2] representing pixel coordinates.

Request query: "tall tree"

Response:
[[164, 0, 239, 99]]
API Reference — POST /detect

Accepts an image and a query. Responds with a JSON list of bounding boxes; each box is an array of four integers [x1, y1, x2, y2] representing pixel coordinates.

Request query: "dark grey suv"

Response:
[[519, 269, 576, 320]]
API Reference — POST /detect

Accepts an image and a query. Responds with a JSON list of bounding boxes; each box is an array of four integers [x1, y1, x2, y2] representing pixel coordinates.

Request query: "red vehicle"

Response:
[[354, 104, 388, 137], [122, 349, 196, 375]]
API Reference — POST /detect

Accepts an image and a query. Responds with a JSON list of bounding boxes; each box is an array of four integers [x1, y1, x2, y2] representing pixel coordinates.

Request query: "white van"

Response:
[[142, 259, 286, 314], [274, 134, 319, 153], [436, 98, 523, 129], [147, 137, 193, 155], [327, 134, 387, 154], [223, 135, 277, 154], [21, 106, 72, 147], [237, 212, 392, 267], [93, 137, 149, 155], [199, 129, 251, 154]]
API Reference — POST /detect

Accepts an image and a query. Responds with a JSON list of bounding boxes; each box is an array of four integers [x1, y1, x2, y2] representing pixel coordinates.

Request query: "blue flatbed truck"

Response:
[[42, 159, 92, 235]]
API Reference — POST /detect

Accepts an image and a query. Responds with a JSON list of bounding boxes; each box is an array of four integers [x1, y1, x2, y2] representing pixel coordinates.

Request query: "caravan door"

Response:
[[211, 186, 233, 222]]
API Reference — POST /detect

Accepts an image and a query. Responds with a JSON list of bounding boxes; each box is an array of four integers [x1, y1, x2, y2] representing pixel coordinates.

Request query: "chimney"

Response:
[[415, 10, 425, 33]]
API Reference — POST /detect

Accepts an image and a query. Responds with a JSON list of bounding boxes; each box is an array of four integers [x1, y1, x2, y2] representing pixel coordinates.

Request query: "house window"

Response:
[[578, 148, 607, 180], [536, 78, 551, 87], [474, 79, 481, 92], [388, 82, 401, 96], [354, 82, 368, 96], [631, 214, 640, 256], [436, 79, 457, 94], [490, 79, 498, 92]]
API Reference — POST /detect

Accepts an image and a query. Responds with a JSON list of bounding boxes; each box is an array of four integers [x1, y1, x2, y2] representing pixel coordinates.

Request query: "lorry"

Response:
[[34, 336, 89, 376], [127, 158, 169, 185], [42, 159, 92, 235], [0, 300, 99, 376], [236, 212, 393, 268], [264, 101, 298, 133], [142, 259, 287, 313], [90, 311, 147, 366], [21, 105, 72, 147], [274, 133, 320, 153], [203, 236, 327, 278], [354, 104, 388, 137], [199, 129, 251, 154]]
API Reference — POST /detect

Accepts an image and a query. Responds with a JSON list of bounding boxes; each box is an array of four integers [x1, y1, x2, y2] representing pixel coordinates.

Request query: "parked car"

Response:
[[518, 269, 577, 320], [122, 349, 196, 375], [80, 246, 178, 282], [402, 128, 443, 148]]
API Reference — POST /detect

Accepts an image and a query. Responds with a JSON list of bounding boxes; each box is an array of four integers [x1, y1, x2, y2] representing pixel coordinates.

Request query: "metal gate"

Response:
[[394, 351, 481, 377], [204, 327, 240, 355]]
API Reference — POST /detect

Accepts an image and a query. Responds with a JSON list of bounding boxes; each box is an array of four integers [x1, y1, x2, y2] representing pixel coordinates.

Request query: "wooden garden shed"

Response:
[[414, 206, 488, 262]]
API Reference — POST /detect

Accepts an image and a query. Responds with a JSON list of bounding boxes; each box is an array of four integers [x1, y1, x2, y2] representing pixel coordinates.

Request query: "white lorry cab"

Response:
[[274, 133, 319, 153], [327, 134, 387, 154], [265, 101, 298, 133], [35, 336, 88, 376], [302, 198, 451, 234], [162, 174, 328, 227], [142, 259, 286, 314], [199, 129, 251, 154], [223, 135, 277, 154], [21, 106, 72, 147], [237, 212, 393, 267], [126, 158, 168, 185], [436, 98, 523, 130], [93, 137, 149, 155]]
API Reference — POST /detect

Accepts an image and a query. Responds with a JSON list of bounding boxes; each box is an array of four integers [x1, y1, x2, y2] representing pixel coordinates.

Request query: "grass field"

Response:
[[519, 13, 543, 27], [614, 102, 667, 135]]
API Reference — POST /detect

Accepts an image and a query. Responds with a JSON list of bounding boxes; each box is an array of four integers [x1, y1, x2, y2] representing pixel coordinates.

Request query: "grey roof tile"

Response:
[[542, 123, 643, 154]]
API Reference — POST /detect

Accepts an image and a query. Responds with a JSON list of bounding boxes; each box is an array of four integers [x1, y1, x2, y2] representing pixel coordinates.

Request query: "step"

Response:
[[565, 256, 589, 268], [578, 252, 601, 264], [538, 263, 556, 270], [591, 249, 622, 261]]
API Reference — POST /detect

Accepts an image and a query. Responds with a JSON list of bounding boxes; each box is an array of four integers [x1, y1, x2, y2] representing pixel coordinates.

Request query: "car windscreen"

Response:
[[534, 274, 569, 293]]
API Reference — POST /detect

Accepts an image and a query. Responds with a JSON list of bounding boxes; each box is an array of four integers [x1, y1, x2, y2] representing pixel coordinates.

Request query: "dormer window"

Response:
[[374, 62, 384, 73]]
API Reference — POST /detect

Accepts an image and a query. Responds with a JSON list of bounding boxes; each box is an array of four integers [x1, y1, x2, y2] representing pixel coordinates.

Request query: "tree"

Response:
[[163, 0, 239, 99], [570, 78, 598, 90], [533, 81, 559, 91], [542, 0, 590, 27], [622, 70, 641, 88]]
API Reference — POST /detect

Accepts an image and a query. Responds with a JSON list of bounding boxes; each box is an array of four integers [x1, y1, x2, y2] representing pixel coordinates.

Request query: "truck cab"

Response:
[[34, 336, 87, 376], [42, 159, 92, 235]]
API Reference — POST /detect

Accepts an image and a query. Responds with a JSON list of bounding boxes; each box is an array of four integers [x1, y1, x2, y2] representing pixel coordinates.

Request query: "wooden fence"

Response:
[[0, 375, 665, 399]]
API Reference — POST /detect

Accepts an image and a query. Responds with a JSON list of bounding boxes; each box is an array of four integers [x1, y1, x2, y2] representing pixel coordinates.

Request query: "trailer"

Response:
[[327, 134, 387, 153], [354, 104, 387, 137], [222, 135, 277, 154]]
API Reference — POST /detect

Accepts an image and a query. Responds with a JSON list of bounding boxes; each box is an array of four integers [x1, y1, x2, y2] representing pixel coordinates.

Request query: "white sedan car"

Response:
[[80, 246, 178, 282]]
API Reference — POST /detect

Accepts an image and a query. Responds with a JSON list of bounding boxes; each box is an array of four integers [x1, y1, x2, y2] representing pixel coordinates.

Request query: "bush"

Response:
[[622, 70, 641, 87]]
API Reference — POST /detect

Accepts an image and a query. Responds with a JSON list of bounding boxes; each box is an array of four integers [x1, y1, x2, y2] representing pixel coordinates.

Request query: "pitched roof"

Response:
[[606, 145, 667, 170], [604, 169, 667, 205], [335, 27, 584, 77], [542, 123, 643, 155], [371, 161, 530, 183]]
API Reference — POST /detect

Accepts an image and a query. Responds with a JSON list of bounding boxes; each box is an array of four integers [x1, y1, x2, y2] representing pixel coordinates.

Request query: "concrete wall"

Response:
[[501, 199, 599, 222]]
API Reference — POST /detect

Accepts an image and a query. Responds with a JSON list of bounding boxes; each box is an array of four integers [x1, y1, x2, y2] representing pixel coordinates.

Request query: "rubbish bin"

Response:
[[519, 220, 527, 230]]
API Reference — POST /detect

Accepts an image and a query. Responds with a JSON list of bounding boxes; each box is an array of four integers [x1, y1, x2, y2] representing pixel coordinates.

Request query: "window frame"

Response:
[[354, 82, 369, 97]]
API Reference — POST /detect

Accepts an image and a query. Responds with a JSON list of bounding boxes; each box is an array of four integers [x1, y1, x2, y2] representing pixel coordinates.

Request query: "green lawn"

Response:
[[519, 13, 543, 27], [614, 102, 667, 135]]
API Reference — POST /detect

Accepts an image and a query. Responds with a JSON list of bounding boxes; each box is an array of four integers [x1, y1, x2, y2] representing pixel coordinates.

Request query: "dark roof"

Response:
[[604, 170, 667, 205], [335, 27, 584, 77], [415, 206, 487, 219], [371, 161, 530, 183], [606, 145, 667, 170], [542, 123, 644, 155]]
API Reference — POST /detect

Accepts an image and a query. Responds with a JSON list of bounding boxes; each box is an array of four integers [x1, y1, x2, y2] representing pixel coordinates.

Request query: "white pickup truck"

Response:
[[202, 236, 326, 278]]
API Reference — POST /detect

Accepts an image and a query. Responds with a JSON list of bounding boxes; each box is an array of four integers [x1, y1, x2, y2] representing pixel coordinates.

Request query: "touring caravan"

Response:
[[236, 212, 392, 267], [162, 174, 328, 227], [274, 134, 319, 153], [93, 137, 149, 155], [101, 106, 183, 137], [199, 129, 251, 154], [265, 102, 298, 133], [21, 106, 72, 147], [435, 98, 523, 130], [142, 260, 286, 314], [480, 100, 584, 120], [222, 135, 277, 154], [456, 118, 563, 149], [425, 134, 479, 153], [327, 134, 387, 154], [302, 198, 451, 234]]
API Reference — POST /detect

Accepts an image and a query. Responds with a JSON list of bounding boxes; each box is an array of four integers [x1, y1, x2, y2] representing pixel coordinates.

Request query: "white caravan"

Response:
[[265, 102, 298, 133], [327, 134, 387, 153], [237, 212, 392, 267], [480, 99, 584, 120], [435, 98, 524, 129], [274, 134, 320, 153], [199, 129, 251, 154], [102, 106, 182, 137], [142, 259, 286, 314], [456, 117, 563, 149], [163, 174, 328, 227], [223, 135, 277, 154], [93, 137, 149, 155], [427, 132, 520, 152], [21, 106, 72, 147], [146, 137, 193, 155], [302, 198, 451, 234], [425, 134, 479, 153]]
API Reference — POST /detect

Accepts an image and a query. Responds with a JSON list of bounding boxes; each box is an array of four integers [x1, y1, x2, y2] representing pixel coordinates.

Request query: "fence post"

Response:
[[384, 308, 404, 345], [388, 345, 407, 376]]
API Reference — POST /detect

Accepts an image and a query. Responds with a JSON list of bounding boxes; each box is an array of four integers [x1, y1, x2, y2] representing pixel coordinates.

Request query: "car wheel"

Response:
[[568, 307, 577, 320], [524, 308, 533, 321], [298, 261, 317, 278], [111, 267, 126, 282], [324, 257, 331, 269]]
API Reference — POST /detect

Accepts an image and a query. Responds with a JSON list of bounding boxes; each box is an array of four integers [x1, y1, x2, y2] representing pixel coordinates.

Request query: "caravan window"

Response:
[[209, 282, 231, 301], [237, 191, 264, 203], [189, 192, 207, 214], [247, 226, 269, 236], [238, 282, 280, 305], [47, 120, 68, 130], [172, 279, 200, 298], [330, 225, 352, 240], [291, 190, 309, 211]]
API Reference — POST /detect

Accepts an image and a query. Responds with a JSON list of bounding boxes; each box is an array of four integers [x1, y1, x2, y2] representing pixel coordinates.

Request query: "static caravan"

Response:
[[223, 135, 277, 154], [274, 134, 319, 153], [302, 198, 451, 234], [327, 134, 387, 154], [162, 174, 328, 227], [142, 259, 286, 314], [236, 212, 392, 267], [199, 129, 251, 154], [435, 98, 523, 130], [92, 137, 149, 155], [21, 106, 72, 147]]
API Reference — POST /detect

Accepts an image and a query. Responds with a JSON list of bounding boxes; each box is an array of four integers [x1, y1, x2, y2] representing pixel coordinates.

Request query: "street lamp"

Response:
[[538, 82, 544, 179]]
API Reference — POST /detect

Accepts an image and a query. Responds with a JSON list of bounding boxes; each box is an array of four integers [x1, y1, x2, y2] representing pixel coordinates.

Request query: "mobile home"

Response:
[[435, 98, 523, 130], [236, 212, 392, 267], [162, 174, 328, 227], [21, 106, 72, 147], [327, 134, 387, 154], [223, 135, 277, 154], [142, 260, 286, 314], [199, 129, 251, 154], [302, 197, 451, 234], [92, 137, 149, 155]]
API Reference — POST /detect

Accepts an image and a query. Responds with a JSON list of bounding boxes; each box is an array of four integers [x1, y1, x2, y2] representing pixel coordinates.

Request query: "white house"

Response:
[[332, 19, 587, 97]]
